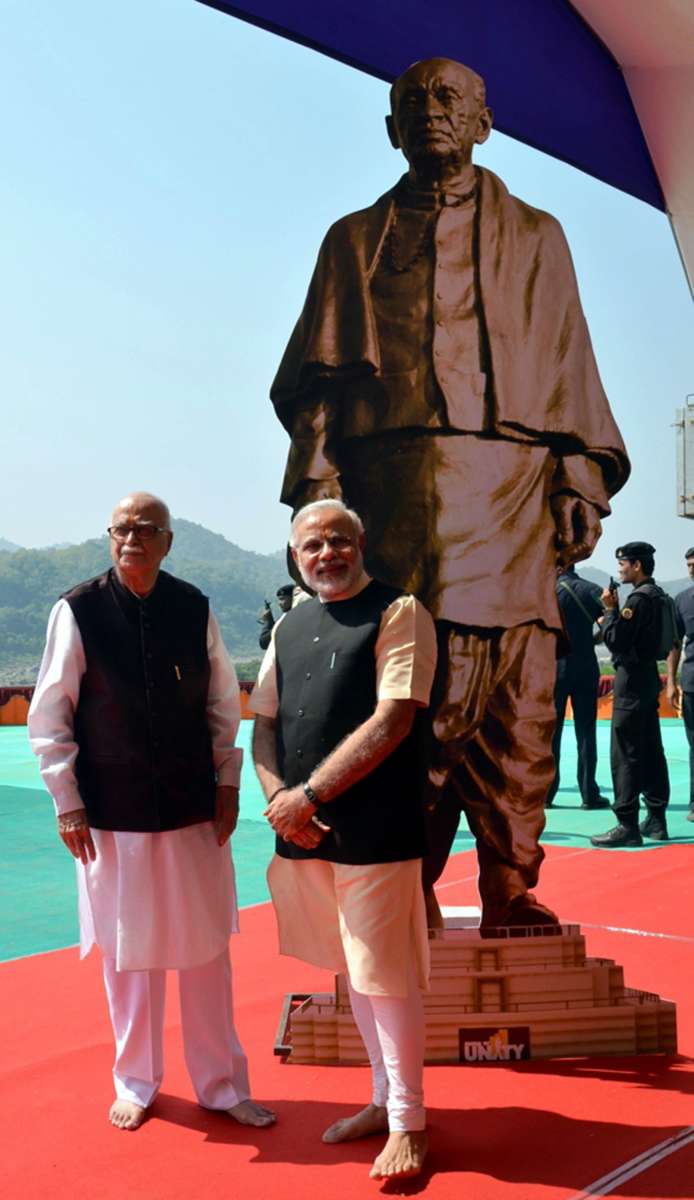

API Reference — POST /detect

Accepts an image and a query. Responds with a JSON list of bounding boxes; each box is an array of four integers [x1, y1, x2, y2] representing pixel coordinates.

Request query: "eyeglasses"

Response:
[[107, 523, 169, 541]]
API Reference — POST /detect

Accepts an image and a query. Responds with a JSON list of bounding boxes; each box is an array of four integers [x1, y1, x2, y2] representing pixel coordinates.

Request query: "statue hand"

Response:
[[551, 494, 602, 566]]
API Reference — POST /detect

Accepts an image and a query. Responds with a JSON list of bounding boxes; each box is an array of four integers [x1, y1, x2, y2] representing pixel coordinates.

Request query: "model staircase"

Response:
[[276, 913, 677, 1064]]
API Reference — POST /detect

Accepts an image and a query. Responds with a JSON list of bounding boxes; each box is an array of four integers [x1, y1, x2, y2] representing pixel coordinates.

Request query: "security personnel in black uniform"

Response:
[[666, 546, 694, 822], [591, 542, 670, 847], [258, 584, 296, 651], [547, 565, 609, 810]]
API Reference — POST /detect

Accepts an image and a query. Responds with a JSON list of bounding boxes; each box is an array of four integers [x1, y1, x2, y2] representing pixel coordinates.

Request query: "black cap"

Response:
[[685, 548, 694, 560], [616, 542, 655, 560], [276, 584, 294, 597]]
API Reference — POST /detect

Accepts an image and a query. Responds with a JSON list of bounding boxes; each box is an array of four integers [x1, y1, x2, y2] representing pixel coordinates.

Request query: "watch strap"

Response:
[[303, 780, 319, 806]]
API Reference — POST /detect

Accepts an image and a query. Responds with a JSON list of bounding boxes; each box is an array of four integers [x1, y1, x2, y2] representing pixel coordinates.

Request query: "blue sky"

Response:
[[1, 0, 692, 577]]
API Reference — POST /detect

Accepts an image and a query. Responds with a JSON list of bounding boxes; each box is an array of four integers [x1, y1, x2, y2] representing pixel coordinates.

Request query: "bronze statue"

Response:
[[270, 58, 629, 928]]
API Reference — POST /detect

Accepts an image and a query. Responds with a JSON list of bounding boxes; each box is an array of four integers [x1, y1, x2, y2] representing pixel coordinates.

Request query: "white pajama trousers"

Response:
[[347, 971, 426, 1132], [102, 948, 250, 1110]]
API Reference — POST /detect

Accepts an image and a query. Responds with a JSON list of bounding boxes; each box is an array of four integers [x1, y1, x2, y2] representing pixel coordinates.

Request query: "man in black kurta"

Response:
[[251, 500, 436, 1182], [29, 492, 275, 1132]]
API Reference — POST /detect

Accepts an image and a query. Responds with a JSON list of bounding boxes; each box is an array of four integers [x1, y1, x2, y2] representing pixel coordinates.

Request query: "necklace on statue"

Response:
[[381, 179, 478, 274], [381, 210, 434, 274]]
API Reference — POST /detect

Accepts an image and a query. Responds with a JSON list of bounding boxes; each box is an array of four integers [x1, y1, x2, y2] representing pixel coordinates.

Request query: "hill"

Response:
[[0, 519, 293, 682], [2, 527, 691, 684]]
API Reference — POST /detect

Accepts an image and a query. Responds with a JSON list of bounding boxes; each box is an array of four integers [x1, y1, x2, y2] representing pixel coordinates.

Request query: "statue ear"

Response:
[[385, 114, 400, 150], [475, 106, 494, 146]]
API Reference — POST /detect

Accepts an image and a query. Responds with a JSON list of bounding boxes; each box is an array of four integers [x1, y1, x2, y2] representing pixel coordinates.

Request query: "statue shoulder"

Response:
[[480, 165, 565, 242], [321, 189, 395, 249]]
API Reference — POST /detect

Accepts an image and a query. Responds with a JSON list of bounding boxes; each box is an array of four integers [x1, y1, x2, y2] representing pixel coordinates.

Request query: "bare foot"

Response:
[[322, 1103, 388, 1144], [227, 1099, 277, 1127], [369, 1130, 428, 1179], [109, 1099, 146, 1131]]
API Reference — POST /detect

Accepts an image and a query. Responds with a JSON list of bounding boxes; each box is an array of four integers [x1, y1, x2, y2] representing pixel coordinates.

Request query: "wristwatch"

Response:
[[302, 780, 319, 807]]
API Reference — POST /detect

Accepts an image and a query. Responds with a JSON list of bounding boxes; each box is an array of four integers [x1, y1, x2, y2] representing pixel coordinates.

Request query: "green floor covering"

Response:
[[2, 720, 692, 962]]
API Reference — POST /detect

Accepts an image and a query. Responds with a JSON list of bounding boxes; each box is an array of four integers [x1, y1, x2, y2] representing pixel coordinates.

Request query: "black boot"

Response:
[[639, 813, 669, 840], [590, 823, 642, 848]]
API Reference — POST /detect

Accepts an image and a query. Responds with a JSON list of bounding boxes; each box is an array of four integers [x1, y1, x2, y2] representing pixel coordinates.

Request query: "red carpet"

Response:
[[2, 844, 692, 1199]]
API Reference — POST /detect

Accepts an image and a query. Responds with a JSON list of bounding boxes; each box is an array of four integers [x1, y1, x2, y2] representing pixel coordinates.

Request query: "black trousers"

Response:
[[682, 690, 694, 809], [610, 669, 669, 825], [547, 671, 600, 806]]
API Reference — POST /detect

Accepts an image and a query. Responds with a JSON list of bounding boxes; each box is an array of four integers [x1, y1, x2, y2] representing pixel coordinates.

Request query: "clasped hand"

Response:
[[552, 494, 602, 566], [264, 786, 330, 849]]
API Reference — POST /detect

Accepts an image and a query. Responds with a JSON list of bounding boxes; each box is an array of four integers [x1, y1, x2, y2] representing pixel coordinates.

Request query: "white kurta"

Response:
[[29, 598, 242, 971]]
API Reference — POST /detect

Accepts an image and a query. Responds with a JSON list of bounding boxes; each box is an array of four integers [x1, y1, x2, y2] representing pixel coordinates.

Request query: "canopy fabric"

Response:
[[197, 0, 694, 297], [573, 0, 694, 298]]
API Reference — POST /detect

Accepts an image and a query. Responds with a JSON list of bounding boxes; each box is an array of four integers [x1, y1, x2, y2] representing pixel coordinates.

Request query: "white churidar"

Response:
[[347, 969, 426, 1132]]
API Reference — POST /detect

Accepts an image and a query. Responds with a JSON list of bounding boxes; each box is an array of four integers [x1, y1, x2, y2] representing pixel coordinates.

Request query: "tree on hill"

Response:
[[0, 520, 292, 680]]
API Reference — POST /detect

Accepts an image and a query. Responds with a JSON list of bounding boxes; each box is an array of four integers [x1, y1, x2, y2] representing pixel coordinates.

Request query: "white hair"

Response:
[[112, 491, 171, 529], [290, 499, 364, 547]]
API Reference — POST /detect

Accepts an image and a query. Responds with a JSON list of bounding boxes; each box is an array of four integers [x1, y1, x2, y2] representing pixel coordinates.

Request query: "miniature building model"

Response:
[[276, 917, 677, 1065]]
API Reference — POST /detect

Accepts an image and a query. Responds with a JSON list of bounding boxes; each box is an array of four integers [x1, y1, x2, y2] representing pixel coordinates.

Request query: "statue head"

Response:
[[386, 58, 492, 173]]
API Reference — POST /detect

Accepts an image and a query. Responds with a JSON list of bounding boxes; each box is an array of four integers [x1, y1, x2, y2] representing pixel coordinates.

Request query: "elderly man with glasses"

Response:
[[28, 492, 275, 1132]]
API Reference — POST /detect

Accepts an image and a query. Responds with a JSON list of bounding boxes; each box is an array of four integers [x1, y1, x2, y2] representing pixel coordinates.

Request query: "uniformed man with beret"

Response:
[[591, 542, 671, 847], [666, 546, 694, 822], [258, 584, 297, 651]]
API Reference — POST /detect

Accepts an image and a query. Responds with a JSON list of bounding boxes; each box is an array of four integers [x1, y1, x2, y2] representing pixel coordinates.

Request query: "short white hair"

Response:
[[112, 491, 171, 530], [290, 499, 364, 547]]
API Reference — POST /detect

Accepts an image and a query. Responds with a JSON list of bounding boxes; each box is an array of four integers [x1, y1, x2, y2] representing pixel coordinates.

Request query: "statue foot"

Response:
[[482, 893, 560, 933]]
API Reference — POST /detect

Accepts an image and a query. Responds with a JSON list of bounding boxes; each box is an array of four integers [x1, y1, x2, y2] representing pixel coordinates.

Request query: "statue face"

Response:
[[388, 58, 491, 168]]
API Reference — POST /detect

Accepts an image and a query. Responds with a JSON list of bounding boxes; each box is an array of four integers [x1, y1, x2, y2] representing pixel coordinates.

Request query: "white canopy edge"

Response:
[[574, 0, 694, 301]]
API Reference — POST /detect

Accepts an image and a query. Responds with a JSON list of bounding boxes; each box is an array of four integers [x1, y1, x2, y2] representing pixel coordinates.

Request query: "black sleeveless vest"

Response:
[[274, 579, 428, 864], [65, 569, 216, 832]]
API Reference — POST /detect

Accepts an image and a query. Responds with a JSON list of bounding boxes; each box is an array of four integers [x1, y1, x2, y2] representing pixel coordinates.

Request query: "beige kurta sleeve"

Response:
[[375, 593, 437, 704], [250, 590, 437, 713]]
